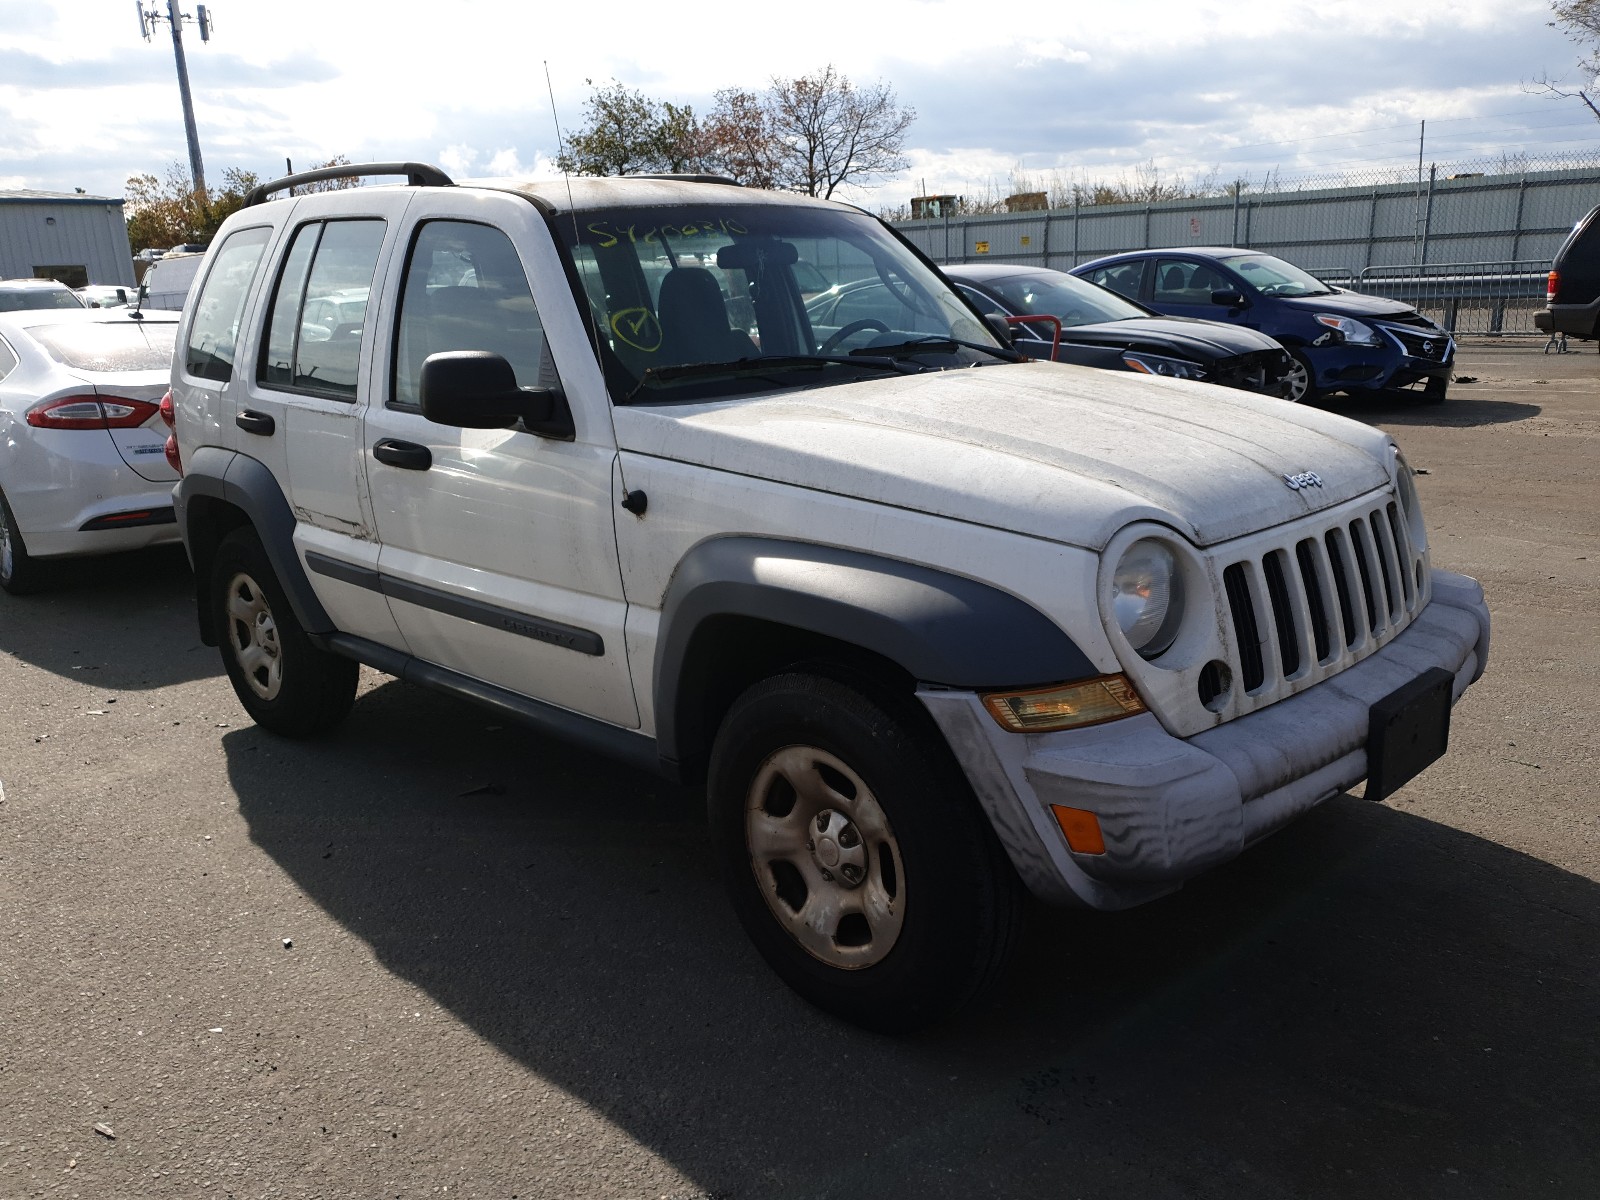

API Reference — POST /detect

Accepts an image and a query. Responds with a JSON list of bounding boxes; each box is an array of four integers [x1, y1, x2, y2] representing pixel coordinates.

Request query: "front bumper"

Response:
[[920, 569, 1490, 911], [1305, 331, 1453, 395]]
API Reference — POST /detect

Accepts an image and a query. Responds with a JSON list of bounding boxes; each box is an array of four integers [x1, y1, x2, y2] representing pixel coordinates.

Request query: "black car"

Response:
[[1535, 202, 1600, 345], [1070, 248, 1454, 403], [940, 264, 1294, 397]]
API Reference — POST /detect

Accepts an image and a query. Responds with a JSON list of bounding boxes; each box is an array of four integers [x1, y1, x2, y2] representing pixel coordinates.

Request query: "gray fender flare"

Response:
[[652, 536, 1097, 765], [175, 447, 334, 637]]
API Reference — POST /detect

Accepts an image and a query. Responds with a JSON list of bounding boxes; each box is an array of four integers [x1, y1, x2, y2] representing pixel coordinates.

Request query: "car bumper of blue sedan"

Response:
[[1308, 328, 1454, 396]]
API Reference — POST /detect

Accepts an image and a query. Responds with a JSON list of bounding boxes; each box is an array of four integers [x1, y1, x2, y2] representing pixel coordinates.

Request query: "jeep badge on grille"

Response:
[[1283, 471, 1324, 490]]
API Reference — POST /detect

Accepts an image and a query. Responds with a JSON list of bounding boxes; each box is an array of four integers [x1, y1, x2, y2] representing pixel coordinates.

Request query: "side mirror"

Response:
[[420, 350, 573, 439], [983, 312, 1018, 343], [1211, 289, 1246, 308]]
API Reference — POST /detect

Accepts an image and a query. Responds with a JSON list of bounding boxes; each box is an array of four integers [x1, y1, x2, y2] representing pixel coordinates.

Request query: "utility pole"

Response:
[[137, 2, 213, 198], [1412, 119, 1425, 266]]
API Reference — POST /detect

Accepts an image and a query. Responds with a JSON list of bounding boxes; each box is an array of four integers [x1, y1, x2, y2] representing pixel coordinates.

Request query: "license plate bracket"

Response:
[[1365, 667, 1454, 803]]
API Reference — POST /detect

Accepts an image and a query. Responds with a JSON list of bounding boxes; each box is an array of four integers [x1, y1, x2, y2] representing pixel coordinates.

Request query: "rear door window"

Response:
[[1084, 260, 1146, 302], [257, 219, 386, 400], [184, 227, 271, 382]]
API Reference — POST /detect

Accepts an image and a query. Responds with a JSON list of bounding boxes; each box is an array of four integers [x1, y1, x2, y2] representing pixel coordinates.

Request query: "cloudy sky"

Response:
[[2, 0, 1596, 207]]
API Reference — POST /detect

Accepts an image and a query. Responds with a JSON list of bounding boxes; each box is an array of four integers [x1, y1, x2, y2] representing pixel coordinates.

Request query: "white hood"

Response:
[[612, 361, 1395, 550]]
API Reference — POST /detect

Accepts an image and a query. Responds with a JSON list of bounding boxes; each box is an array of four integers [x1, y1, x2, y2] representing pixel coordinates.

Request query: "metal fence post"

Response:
[[1366, 185, 1380, 270], [1420, 164, 1436, 265], [1072, 196, 1080, 266], [1041, 211, 1052, 268], [1231, 181, 1241, 246], [1510, 170, 1528, 262], [1143, 203, 1152, 249]]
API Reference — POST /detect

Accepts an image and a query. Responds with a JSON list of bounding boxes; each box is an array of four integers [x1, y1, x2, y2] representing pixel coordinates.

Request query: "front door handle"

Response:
[[236, 409, 275, 435], [372, 438, 432, 470]]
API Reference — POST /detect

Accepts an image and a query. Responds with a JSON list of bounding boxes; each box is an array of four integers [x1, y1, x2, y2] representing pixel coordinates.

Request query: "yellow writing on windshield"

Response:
[[586, 216, 750, 249], [610, 307, 663, 352]]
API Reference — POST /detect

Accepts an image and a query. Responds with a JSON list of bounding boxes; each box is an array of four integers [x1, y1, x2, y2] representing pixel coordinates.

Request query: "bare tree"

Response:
[[1553, 0, 1600, 74], [1531, 0, 1600, 120], [700, 87, 787, 189], [767, 65, 915, 199]]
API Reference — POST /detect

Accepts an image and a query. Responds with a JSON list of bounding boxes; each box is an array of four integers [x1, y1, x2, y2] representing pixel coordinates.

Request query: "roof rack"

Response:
[[242, 162, 455, 208], [628, 173, 742, 186]]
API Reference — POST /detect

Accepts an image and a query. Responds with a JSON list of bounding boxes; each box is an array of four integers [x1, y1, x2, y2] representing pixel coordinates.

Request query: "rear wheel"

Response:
[[210, 527, 357, 737], [0, 486, 46, 596], [708, 672, 1023, 1033]]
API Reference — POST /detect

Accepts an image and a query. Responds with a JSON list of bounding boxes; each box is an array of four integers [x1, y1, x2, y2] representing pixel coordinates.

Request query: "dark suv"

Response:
[[1535, 202, 1600, 346], [1072, 248, 1454, 404]]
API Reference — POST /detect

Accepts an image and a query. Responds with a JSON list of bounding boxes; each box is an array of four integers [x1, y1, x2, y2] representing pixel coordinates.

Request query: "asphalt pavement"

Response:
[[2, 339, 1596, 1199]]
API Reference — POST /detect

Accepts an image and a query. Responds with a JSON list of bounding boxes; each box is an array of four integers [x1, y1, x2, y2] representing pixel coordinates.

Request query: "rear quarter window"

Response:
[[185, 227, 273, 383]]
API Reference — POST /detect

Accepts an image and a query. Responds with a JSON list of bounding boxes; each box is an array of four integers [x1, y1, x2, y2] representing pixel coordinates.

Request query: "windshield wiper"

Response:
[[626, 353, 918, 402], [850, 336, 1022, 363]]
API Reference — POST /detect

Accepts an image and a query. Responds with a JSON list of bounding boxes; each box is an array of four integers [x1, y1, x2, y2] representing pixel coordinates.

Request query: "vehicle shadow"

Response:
[[1313, 392, 1542, 429], [225, 679, 1600, 1199], [0, 544, 218, 690]]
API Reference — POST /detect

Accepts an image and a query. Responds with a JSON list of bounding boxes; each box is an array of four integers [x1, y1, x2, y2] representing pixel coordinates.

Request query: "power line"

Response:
[[1211, 103, 1586, 155]]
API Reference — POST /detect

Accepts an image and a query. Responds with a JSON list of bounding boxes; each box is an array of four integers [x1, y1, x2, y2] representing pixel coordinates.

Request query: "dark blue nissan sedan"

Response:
[[1070, 247, 1454, 404]]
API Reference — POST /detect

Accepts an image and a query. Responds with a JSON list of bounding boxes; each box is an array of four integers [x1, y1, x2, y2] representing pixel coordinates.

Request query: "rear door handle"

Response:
[[236, 409, 275, 435], [372, 438, 432, 470]]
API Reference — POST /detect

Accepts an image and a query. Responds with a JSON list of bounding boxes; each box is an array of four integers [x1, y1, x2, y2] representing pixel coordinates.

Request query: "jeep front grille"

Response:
[[1217, 498, 1426, 710]]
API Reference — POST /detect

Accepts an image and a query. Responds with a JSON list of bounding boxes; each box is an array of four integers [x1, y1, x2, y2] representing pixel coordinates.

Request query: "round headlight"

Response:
[[1394, 452, 1427, 553], [1111, 538, 1184, 657]]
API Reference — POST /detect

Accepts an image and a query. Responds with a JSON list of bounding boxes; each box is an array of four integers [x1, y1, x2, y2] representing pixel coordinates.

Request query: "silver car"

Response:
[[0, 308, 182, 593]]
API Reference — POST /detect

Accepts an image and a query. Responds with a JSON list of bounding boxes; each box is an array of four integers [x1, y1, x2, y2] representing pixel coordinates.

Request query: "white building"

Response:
[[0, 191, 135, 288]]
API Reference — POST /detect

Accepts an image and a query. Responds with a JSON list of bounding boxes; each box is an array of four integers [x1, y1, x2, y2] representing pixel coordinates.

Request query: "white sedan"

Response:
[[0, 308, 182, 594]]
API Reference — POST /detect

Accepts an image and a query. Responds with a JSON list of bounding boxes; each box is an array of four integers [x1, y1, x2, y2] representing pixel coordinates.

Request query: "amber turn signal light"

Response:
[[980, 674, 1147, 733], [1051, 805, 1107, 855]]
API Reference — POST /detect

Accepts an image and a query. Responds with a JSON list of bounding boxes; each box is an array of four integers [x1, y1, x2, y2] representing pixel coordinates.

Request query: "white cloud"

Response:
[[0, 0, 1587, 204]]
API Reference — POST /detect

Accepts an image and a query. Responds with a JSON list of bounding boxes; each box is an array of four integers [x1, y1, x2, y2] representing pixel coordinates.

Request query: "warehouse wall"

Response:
[[0, 195, 135, 287]]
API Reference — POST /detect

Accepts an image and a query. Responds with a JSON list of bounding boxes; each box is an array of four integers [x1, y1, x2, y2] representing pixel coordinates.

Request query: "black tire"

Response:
[[0, 486, 47, 596], [1282, 350, 1321, 403], [210, 527, 357, 737], [708, 672, 1023, 1033], [1421, 376, 1448, 405]]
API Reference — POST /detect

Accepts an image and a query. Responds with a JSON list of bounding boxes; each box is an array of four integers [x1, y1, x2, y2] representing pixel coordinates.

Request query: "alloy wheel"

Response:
[[1283, 356, 1311, 402]]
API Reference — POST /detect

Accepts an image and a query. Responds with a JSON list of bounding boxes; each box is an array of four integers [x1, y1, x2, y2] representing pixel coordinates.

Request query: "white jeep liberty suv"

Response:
[[167, 163, 1491, 1031]]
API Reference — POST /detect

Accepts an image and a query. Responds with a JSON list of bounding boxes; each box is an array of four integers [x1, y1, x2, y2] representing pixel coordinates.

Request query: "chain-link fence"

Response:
[[894, 149, 1600, 335]]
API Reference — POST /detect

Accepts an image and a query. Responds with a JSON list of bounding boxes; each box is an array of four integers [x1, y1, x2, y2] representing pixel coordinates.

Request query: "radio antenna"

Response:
[[544, 62, 627, 476]]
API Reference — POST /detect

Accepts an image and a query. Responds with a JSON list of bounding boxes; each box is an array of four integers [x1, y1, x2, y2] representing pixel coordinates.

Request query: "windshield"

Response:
[[31, 321, 179, 371], [1219, 253, 1334, 298], [983, 271, 1148, 328], [0, 287, 85, 312], [555, 202, 1006, 403]]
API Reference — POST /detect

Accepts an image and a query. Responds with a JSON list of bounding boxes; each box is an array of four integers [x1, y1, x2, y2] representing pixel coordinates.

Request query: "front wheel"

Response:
[[210, 527, 357, 737], [1281, 350, 1321, 403], [708, 673, 1023, 1032]]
